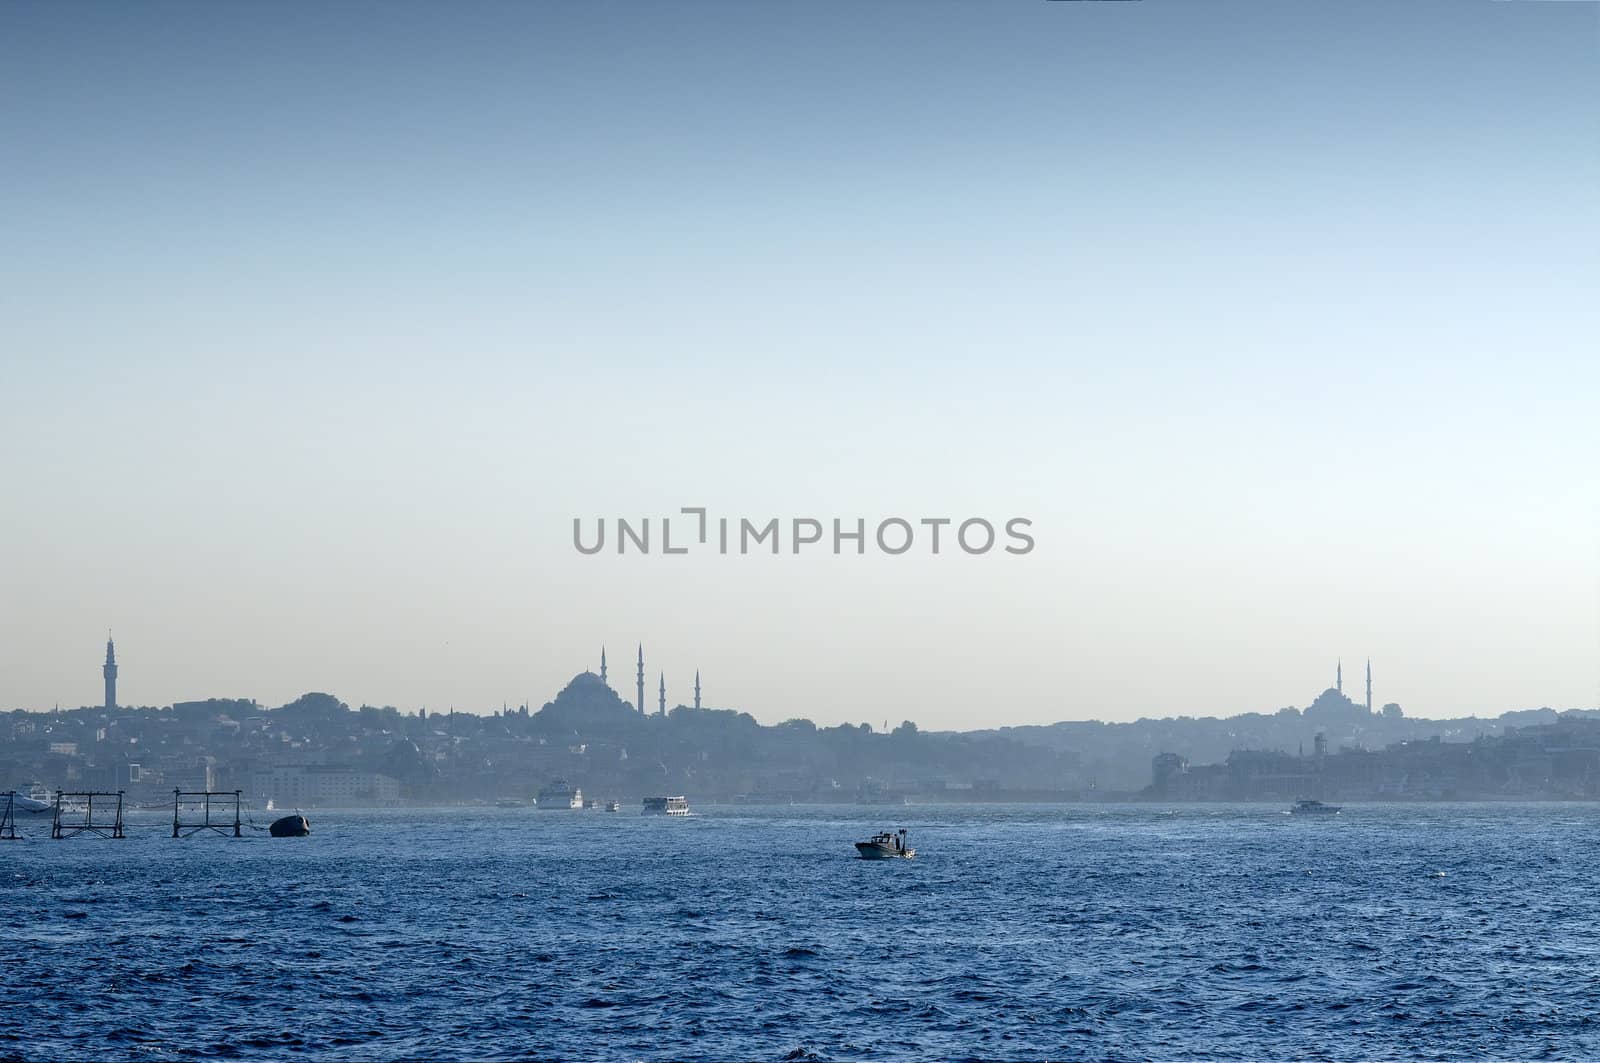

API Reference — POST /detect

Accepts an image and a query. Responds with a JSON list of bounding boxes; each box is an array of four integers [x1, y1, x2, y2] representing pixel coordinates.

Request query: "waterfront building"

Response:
[[247, 765, 401, 808]]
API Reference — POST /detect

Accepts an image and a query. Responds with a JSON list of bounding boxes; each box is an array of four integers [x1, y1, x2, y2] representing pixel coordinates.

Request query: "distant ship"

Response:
[[855, 829, 914, 859], [1290, 799, 1341, 815], [6, 783, 53, 814], [537, 779, 582, 809], [642, 796, 689, 816], [605, 800, 620, 812]]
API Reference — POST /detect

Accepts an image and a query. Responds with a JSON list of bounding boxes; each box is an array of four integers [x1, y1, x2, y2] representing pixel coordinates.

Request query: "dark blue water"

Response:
[[5, 803, 1600, 1061]]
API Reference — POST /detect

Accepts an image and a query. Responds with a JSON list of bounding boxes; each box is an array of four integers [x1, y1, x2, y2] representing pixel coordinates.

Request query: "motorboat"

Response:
[[642, 796, 689, 816], [855, 828, 914, 859], [1290, 799, 1342, 815], [605, 800, 620, 812]]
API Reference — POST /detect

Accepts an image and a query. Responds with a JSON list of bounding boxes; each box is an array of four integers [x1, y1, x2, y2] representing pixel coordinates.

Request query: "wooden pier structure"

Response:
[[52, 791, 126, 839], [172, 789, 243, 838]]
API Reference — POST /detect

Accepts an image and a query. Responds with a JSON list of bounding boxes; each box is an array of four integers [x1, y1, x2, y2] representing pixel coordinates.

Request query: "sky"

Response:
[[2, 0, 1596, 727]]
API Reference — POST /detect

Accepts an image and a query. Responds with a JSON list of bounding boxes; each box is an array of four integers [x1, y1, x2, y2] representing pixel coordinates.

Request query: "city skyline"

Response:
[[2, 1, 1596, 727], [5, 631, 1582, 728]]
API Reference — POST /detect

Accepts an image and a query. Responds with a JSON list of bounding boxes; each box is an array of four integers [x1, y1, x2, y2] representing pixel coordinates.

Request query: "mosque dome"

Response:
[[535, 669, 640, 729], [1305, 686, 1364, 721]]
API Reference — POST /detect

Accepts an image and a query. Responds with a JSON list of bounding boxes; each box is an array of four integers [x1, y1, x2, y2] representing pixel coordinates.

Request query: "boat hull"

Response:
[[269, 814, 311, 837], [855, 842, 914, 859]]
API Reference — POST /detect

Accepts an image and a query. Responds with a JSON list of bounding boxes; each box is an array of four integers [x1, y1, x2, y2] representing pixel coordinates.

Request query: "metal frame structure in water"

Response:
[[52, 791, 126, 839], [172, 789, 243, 838], [0, 791, 17, 841]]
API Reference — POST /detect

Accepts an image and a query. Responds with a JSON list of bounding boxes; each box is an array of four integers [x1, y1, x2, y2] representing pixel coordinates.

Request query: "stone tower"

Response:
[[103, 633, 118, 712]]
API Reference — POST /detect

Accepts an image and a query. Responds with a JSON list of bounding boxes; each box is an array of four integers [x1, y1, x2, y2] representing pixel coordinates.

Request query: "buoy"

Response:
[[269, 814, 310, 838]]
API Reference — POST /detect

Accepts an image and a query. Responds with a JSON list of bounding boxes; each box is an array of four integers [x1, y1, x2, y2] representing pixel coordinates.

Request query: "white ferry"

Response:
[[642, 796, 689, 816], [6, 783, 54, 814], [537, 779, 583, 809]]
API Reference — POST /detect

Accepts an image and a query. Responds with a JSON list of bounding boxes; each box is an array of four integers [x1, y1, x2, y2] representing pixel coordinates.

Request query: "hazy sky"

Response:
[[2, 1, 1596, 727]]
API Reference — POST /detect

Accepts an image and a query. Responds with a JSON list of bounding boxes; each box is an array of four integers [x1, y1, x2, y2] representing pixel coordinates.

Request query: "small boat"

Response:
[[855, 828, 914, 859], [642, 796, 689, 816], [605, 800, 620, 813], [268, 814, 311, 837], [1290, 799, 1342, 815], [494, 798, 527, 808]]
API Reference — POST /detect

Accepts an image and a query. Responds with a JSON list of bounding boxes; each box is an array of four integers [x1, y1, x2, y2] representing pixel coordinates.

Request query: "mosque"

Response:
[[535, 644, 706, 726], [1304, 658, 1402, 721]]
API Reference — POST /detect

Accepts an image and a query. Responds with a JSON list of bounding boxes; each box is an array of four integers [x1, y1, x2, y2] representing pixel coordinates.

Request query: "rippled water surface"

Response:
[[6, 803, 1600, 1060]]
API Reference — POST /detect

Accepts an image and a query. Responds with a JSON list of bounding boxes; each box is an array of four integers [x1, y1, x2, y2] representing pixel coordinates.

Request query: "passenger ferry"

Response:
[[5, 783, 53, 814], [1290, 799, 1342, 815], [642, 796, 689, 816], [537, 779, 583, 809]]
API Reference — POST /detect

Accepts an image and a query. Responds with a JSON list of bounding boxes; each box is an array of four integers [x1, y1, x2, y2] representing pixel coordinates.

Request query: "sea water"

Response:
[[5, 803, 1599, 1060]]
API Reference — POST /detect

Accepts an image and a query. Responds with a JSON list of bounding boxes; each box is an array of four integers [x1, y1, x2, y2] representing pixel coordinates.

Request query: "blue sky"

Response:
[[2, 1, 1596, 725]]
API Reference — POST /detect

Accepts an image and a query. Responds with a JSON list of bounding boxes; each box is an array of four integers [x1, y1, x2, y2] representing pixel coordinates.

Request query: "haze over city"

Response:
[[3, 0, 1595, 727]]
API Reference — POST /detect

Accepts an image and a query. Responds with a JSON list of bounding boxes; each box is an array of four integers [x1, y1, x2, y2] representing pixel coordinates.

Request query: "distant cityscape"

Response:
[[3, 636, 1597, 807]]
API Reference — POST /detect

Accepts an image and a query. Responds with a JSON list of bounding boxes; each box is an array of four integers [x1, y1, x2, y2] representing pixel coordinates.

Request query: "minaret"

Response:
[[1336, 658, 1342, 695], [658, 672, 666, 717], [600, 646, 608, 685], [1365, 658, 1373, 714], [636, 644, 645, 715], [102, 633, 118, 712], [694, 669, 701, 711]]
